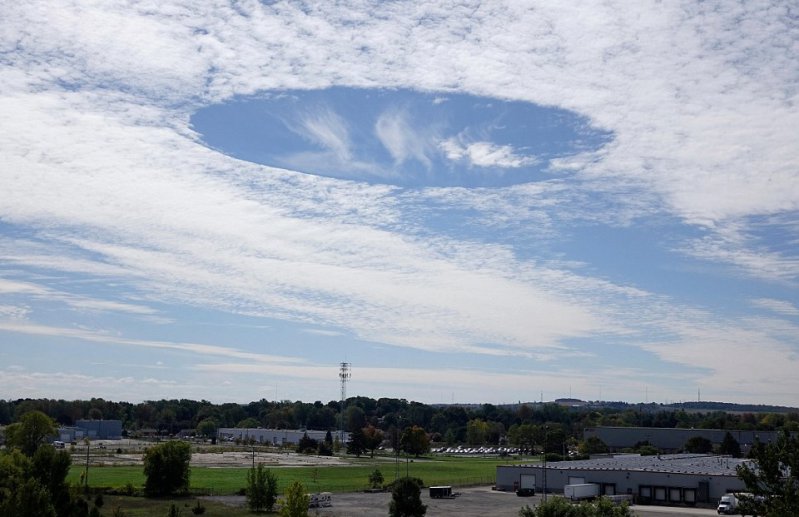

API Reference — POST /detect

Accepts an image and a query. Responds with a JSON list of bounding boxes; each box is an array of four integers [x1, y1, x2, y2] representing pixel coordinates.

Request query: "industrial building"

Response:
[[584, 426, 779, 453], [496, 454, 751, 505], [217, 427, 347, 446], [57, 419, 123, 442]]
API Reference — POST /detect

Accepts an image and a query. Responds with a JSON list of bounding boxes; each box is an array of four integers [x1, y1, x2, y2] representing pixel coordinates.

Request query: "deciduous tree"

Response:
[[247, 464, 278, 513], [362, 425, 384, 458], [736, 430, 799, 516], [142, 441, 191, 497], [279, 480, 309, 517], [400, 426, 429, 458], [5, 410, 56, 456]]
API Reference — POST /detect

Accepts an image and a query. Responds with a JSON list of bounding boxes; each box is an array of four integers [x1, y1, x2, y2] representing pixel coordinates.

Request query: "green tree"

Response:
[[143, 441, 192, 497], [196, 418, 218, 440], [279, 480, 309, 517], [466, 419, 488, 446], [400, 426, 430, 458], [247, 464, 278, 513], [31, 444, 73, 512], [507, 423, 537, 452], [736, 430, 799, 516], [683, 436, 713, 454], [579, 436, 609, 455], [237, 417, 261, 428], [719, 431, 742, 458], [368, 469, 384, 489], [0, 450, 49, 517], [347, 427, 367, 457], [5, 410, 57, 456], [363, 425, 384, 458], [389, 477, 426, 517], [296, 433, 318, 454], [346, 406, 366, 433]]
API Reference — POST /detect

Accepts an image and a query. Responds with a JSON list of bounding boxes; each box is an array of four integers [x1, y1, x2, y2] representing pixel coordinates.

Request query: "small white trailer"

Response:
[[564, 483, 600, 501]]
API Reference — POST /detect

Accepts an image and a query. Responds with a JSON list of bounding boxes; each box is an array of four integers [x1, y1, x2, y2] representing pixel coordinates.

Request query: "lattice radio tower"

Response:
[[339, 362, 351, 443]]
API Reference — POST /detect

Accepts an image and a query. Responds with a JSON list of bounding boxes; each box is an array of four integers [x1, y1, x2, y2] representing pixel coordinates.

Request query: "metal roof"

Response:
[[519, 454, 753, 477]]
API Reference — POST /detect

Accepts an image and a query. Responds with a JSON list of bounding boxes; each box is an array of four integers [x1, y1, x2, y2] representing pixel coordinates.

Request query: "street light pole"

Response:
[[542, 426, 548, 502]]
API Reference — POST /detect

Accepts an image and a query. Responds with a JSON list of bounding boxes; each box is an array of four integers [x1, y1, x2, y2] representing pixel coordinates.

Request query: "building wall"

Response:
[[496, 456, 748, 504], [583, 426, 778, 452], [75, 419, 123, 439]]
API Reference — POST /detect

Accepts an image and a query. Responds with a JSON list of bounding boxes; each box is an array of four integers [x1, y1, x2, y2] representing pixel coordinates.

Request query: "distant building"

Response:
[[58, 420, 123, 442], [584, 426, 779, 453], [217, 428, 345, 446], [496, 453, 751, 504]]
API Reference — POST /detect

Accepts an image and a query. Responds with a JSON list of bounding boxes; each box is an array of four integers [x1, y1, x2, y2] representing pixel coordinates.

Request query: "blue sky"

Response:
[[1, 1, 798, 406]]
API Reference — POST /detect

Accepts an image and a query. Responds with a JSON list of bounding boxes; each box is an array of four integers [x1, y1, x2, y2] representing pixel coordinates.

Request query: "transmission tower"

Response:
[[339, 362, 351, 443]]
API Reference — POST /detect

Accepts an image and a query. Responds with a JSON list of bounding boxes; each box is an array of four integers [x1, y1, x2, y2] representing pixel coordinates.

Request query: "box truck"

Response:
[[564, 483, 600, 501]]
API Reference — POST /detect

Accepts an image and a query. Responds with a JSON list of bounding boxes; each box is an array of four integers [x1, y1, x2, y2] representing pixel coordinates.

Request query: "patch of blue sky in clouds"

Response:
[[0, 1, 797, 406], [192, 88, 612, 187]]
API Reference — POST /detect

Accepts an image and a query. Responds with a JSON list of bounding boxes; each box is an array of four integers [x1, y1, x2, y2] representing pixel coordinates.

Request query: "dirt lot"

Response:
[[80, 441, 355, 467], [206, 487, 720, 517]]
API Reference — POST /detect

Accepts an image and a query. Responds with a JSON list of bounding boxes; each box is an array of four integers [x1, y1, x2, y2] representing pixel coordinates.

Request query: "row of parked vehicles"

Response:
[[431, 446, 523, 455]]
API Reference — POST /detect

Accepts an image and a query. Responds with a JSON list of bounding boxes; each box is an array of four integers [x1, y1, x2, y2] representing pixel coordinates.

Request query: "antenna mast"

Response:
[[339, 362, 351, 443]]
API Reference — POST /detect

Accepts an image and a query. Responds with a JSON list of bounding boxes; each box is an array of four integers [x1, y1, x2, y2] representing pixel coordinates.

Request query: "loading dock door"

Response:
[[520, 474, 535, 490], [568, 476, 585, 485]]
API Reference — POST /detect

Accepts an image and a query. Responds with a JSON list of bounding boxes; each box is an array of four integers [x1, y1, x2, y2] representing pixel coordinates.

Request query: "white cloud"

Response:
[[0, 305, 29, 319], [295, 108, 353, 161], [0, 277, 158, 317], [440, 138, 537, 169], [751, 298, 799, 316], [374, 107, 434, 167], [0, 320, 305, 365]]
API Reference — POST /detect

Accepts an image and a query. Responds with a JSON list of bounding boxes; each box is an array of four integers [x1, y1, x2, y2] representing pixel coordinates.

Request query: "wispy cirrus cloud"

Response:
[[750, 298, 799, 317], [374, 107, 434, 168]]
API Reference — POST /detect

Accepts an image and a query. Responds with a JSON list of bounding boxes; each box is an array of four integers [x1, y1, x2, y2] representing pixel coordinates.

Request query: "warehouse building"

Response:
[[583, 426, 778, 453], [496, 454, 751, 505], [57, 419, 123, 442]]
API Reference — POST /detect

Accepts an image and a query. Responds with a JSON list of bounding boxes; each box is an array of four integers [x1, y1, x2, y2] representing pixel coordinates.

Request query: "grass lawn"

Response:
[[68, 455, 530, 495]]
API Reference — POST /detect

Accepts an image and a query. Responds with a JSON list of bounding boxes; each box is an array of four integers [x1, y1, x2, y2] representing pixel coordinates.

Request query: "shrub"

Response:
[[389, 477, 426, 517], [368, 469, 384, 489]]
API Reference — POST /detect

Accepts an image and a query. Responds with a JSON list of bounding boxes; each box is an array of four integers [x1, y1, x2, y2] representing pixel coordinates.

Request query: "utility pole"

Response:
[[542, 426, 548, 502], [84, 438, 90, 494]]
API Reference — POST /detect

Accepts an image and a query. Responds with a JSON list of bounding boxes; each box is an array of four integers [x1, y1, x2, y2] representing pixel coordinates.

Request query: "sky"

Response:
[[1, 1, 798, 407]]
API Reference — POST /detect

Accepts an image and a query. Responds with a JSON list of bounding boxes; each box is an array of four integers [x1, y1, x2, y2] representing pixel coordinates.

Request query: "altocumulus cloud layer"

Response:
[[0, 1, 798, 405]]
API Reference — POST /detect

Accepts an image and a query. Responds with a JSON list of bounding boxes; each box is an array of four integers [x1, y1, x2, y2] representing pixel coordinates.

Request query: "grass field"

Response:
[[68, 455, 526, 495]]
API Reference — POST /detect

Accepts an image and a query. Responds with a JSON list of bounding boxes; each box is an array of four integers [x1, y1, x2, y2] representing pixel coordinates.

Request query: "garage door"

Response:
[[520, 474, 536, 490]]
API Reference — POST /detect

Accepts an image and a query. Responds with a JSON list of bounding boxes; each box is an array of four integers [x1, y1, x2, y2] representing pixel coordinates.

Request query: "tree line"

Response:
[[2, 397, 798, 448]]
